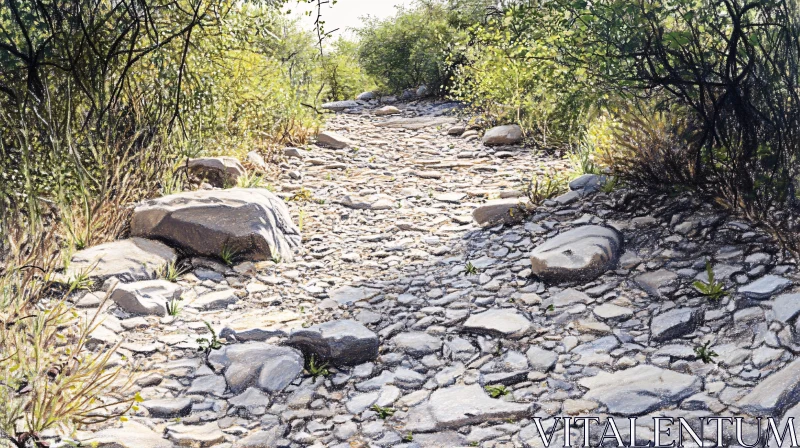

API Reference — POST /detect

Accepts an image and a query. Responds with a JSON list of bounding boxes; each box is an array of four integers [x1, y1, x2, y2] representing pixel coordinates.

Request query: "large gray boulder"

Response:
[[482, 125, 523, 145], [108, 280, 182, 316], [130, 188, 301, 263], [356, 91, 376, 101], [287, 319, 379, 366], [530, 225, 622, 283], [65, 238, 176, 283], [208, 342, 304, 394], [187, 156, 245, 187], [579, 365, 701, 415]]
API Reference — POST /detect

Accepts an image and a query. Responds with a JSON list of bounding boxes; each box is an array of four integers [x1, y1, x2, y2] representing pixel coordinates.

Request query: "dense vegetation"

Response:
[[0, 1, 369, 445], [357, 0, 800, 241], [4, 0, 800, 445]]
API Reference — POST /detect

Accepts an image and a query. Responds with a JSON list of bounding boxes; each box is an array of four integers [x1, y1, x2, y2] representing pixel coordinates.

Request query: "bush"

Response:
[[557, 0, 800, 220], [450, 3, 600, 149], [356, 2, 458, 94], [320, 38, 376, 101]]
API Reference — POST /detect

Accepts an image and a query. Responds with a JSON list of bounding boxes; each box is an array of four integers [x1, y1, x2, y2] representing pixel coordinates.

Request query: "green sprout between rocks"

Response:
[[306, 355, 330, 379], [693, 261, 728, 301], [371, 404, 396, 419], [484, 384, 510, 398], [219, 244, 238, 266], [160, 261, 186, 283], [403, 432, 414, 442], [197, 321, 224, 355], [464, 261, 479, 276], [67, 267, 94, 294], [694, 341, 719, 364], [166, 298, 182, 317]]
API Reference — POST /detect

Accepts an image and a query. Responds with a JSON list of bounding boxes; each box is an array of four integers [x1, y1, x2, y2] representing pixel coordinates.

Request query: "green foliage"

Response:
[[464, 261, 479, 276], [306, 355, 330, 379], [160, 261, 186, 283], [166, 298, 183, 317], [694, 341, 719, 364], [449, 3, 600, 148], [320, 38, 376, 101], [693, 262, 728, 301], [371, 404, 396, 419], [357, 2, 458, 94], [219, 244, 239, 267], [484, 384, 510, 398], [197, 321, 224, 355], [525, 171, 568, 205]]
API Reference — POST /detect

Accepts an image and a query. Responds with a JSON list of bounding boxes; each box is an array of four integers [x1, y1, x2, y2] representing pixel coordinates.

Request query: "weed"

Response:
[[166, 298, 182, 316], [526, 172, 567, 205], [693, 262, 728, 301], [271, 252, 283, 264], [297, 209, 306, 231], [160, 261, 186, 283], [694, 341, 719, 364], [237, 171, 267, 188], [219, 244, 238, 266], [371, 404, 396, 419], [601, 176, 619, 194], [289, 188, 314, 202], [403, 432, 414, 442], [306, 355, 330, 379], [464, 261, 479, 276], [197, 321, 224, 355], [484, 384, 510, 398], [67, 268, 94, 294]]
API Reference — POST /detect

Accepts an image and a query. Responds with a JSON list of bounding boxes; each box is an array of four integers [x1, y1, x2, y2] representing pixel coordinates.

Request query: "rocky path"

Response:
[[75, 100, 800, 447]]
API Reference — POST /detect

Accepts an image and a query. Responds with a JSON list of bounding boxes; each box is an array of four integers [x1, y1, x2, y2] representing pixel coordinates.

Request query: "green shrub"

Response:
[[449, 3, 600, 149], [356, 2, 458, 94]]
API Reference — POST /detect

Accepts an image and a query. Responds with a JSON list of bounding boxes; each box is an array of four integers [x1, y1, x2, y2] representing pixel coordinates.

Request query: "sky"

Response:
[[287, 0, 413, 38]]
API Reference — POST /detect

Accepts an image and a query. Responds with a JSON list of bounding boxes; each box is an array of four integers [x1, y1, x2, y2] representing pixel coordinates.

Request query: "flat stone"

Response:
[[187, 156, 245, 188], [374, 116, 456, 130], [435, 192, 466, 203], [569, 174, 606, 193], [472, 199, 528, 227], [166, 422, 225, 447], [328, 286, 380, 306], [208, 342, 304, 393], [635, 269, 679, 297], [229, 387, 271, 416], [142, 398, 193, 418], [190, 289, 238, 311], [85, 421, 172, 448], [739, 275, 793, 299], [374, 105, 401, 116], [287, 319, 379, 366], [526, 346, 557, 372], [770, 293, 800, 323], [317, 130, 355, 148], [65, 238, 176, 283], [233, 427, 283, 448], [593, 303, 633, 320], [392, 332, 443, 357], [650, 308, 700, 342], [580, 365, 701, 415], [738, 357, 800, 414], [131, 188, 301, 262], [462, 308, 532, 338], [108, 280, 182, 316], [322, 100, 359, 111], [406, 384, 530, 432], [530, 225, 622, 283], [482, 125, 523, 145]]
